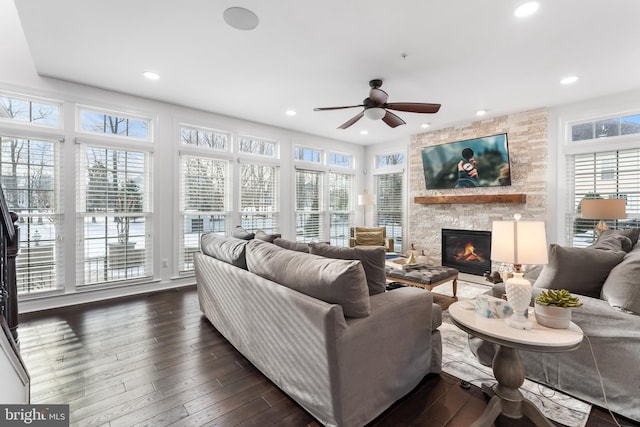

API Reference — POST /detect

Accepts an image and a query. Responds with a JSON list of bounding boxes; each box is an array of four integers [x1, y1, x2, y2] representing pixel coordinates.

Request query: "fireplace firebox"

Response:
[[441, 229, 491, 276]]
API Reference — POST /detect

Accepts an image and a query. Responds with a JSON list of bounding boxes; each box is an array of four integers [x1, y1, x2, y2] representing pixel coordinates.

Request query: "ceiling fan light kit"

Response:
[[364, 107, 386, 120], [314, 79, 441, 129]]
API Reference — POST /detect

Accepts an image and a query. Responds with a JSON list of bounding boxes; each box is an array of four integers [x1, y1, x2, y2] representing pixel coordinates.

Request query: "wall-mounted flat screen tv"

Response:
[[421, 133, 511, 190]]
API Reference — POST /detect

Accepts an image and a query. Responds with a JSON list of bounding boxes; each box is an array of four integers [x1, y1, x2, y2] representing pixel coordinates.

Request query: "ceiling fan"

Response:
[[313, 79, 441, 129]]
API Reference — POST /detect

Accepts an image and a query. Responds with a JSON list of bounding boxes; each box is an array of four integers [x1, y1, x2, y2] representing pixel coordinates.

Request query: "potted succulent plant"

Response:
[[534, 289, 582, 329]]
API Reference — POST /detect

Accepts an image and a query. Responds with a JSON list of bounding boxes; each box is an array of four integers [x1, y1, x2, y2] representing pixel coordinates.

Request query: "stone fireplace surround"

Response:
[[408, 108, 548, 272]]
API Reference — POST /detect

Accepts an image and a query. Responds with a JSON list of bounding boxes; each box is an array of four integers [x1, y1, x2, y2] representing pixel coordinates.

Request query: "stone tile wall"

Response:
[[408, 108, 548, 267]]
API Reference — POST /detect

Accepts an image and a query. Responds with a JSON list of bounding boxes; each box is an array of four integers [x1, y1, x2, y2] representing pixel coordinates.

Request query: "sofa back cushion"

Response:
[[601, 245, 640, 314], [596, 228, 640, 247], [273, 237, 310, 253], [232, 225, 254, 240], [246, 239, 371, 317], [309, 243, 386, 295], [534, 243, 626, 298], [201, 233, 248, 269], [255, 229, 282, 243]]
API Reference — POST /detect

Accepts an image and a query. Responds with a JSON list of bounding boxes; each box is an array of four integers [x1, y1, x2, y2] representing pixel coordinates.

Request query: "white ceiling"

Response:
[[13, 0, 640, 145]]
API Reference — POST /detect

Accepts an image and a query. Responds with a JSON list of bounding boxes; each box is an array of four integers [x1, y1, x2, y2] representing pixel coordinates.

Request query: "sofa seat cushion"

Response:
[[201, 234, 249, 269], [601, 245, 640, 314], [534, 243, 626, 298], [309, 243, 386, 295], [246, 239, 371, 317]]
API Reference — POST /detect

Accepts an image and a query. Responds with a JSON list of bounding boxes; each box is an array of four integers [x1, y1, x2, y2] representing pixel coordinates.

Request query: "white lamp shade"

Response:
[[491, 220, 548, 265], [358, 193, 376, 206], [581, 199, 626, 220], [364, 107, 386, 120]]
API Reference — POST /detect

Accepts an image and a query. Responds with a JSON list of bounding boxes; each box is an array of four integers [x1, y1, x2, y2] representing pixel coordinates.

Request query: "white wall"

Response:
[[0, 0, 366, 312]]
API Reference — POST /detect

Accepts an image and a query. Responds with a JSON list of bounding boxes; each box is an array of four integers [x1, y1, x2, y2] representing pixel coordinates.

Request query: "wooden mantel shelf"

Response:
[[414, 194, 526, 204]]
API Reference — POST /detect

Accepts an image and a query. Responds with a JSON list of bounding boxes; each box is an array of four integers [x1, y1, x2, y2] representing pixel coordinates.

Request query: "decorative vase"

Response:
[[505, 272, 532, 329], [534, 302, 572, 329]]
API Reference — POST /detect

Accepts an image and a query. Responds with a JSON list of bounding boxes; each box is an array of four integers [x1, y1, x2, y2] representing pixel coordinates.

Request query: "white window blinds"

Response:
[[329, 172, 352, 246], [240, 163, 279, 233], [568, 147, 640, 247], [77, 145, 152, 285], [296, 169, 323, 242], [375, 172, 404, 253], [179, 156, 228, 271], [0, 136, 63, 294]]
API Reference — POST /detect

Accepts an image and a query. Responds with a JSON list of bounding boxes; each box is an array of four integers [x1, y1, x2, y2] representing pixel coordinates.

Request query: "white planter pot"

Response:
[[534, 302, 572, 329]]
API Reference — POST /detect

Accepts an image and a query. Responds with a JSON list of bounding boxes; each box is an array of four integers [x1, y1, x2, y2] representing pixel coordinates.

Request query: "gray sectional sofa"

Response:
[[475, 229, 640, 423], [194, 234, 443, 427]]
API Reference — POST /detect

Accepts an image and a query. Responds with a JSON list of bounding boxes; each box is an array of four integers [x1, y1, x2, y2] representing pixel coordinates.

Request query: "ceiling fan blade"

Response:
[[369, 87, 388, 104], [385, 102, 441, 114], [338, 111, 364, 129], [382, 111, 406, 128], [314, 104, 364, 111]]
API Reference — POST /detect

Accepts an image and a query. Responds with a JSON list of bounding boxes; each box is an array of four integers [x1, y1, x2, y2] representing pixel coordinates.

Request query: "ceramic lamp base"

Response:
[[505, 272, 533, 330]]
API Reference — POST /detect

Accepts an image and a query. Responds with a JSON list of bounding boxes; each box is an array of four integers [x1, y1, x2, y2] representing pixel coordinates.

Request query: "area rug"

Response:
[[433, 280, 591, 427]]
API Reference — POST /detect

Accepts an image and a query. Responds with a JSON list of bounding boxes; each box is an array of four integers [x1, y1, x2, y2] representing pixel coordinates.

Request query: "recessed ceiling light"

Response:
[[514, 1, 539, 18], [286, 110, 296, 116], [143, 71, 160, 80], [421, 123, 430, 129], [560, 76, 579, 85], [360, 130, 368, 135], [476, 110, 487, 116], [223, 7, 259, 31]]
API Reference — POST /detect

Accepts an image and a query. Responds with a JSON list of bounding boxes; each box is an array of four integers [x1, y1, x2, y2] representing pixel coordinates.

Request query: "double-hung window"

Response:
[[77, 108, 153, 286], [0, 91, 63, 295], [374, 152, 405, 253], [240, 162, 279, 233], [1, 136, 63, 295], [296, 169, 323, 242], [565, 114, 640, 247], [329, 172, 353, 246], [78, 146, 152, 285], [179, 125, 230, 272]]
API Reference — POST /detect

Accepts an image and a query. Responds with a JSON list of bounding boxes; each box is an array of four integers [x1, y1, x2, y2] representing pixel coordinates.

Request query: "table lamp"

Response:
[[491, 214, 548, 329], [357, 190, 376, 226], [580, 198, 626, 238]]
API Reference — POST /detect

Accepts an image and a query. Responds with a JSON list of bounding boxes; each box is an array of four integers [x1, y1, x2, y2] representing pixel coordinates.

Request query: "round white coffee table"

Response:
[[449, 301, 584, 427]]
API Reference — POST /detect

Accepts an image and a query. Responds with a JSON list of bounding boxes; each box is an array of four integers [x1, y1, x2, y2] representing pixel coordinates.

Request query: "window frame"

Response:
[[76, 105, 153, 142], [0, 134, 64, 296], [0, 91, 62, 129]]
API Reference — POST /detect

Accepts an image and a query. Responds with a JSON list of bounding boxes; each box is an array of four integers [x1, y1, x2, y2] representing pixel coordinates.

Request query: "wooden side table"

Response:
[[449, 301, 583, 427]]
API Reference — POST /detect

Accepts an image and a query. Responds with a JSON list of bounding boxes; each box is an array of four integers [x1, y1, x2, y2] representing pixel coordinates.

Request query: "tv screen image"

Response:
[[420, 133, 511, 190]]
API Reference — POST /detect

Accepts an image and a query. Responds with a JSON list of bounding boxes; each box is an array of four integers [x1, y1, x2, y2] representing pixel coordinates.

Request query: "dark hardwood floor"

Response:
[[18, 286, 634, 427]]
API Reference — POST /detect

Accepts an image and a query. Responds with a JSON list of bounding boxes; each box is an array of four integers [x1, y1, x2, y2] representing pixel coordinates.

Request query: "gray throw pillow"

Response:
[[246, 239, 370, 317], [200, 233, 248, 269], [534, 244, 626, 298], [255, 229, 282, 243], [273, 237, 310, 253], [309, 243, 386, 295], [601, 247, 640, 314], [596, 228, 639, 248], [232, 225, 254, 240]]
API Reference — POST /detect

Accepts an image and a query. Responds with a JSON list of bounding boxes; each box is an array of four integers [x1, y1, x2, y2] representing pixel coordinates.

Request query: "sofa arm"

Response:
[[385, 237, 394, 252], [349, 237, 357, 248], [332, 287, 441, 425]]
